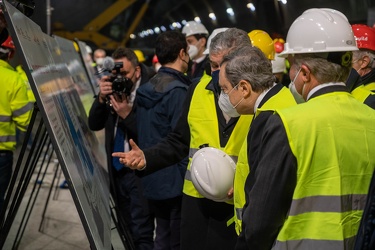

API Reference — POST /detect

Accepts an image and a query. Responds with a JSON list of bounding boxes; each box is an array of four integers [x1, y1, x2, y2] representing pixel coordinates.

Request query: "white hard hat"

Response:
[[272, 53, 286, 73], [203, 27, 229, 55], [190, 147, 236, 202], [182, 21, 209, 37], [279, 8, 358, 57]]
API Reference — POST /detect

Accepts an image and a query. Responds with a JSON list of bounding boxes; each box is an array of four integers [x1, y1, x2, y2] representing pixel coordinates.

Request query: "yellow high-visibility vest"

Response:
[[233, 86, 297, 235], [0, 59, 33, 151], [184, 74, 252, 202], [273, 91, 375, 249]]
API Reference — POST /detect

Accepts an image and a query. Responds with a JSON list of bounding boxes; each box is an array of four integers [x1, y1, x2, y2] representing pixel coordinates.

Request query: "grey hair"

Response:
[[353, 50, 375, 69], [222, 45, 275, 92], [294, 54, 351, 83], [209, 28, 251, 56]]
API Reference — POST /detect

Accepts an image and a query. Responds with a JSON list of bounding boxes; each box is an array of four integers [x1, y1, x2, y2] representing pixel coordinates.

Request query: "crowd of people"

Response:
[[2, 5, 375, 250]]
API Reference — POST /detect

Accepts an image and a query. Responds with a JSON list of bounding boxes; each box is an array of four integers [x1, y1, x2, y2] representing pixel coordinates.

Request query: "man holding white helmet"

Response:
[[217, 45, 297, 237], [113, 28, 252, 250], [182, 21, 209, 80], [236, 8, 375, 250]]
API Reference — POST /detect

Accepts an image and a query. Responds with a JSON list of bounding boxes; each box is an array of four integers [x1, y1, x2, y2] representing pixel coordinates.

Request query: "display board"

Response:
[[53, 35, 97, 115], [77, 39, 100, 96], [3, 1, 111, 249]]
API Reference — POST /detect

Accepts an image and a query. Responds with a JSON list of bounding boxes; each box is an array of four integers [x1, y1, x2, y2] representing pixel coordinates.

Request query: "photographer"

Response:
[[88, 47, 155, 249]]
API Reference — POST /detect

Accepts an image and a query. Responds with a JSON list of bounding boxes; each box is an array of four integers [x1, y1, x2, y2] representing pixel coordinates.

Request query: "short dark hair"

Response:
[[193, 34, 208, 47], [112, 47, 139, 67], [155, 31, 188, 65]]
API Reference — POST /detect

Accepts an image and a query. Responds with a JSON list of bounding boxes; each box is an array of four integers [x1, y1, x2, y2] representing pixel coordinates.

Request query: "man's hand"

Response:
[[98, 75, 113, 103], [109, 94, 132, 119], [227, 187, 234, 200], [112, 139, 146, 170]]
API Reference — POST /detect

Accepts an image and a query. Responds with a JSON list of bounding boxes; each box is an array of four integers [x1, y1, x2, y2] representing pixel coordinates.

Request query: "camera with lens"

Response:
[[109, 62, 134, 98]]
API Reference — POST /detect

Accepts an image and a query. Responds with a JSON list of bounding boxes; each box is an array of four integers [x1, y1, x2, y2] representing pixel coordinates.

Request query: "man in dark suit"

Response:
[[88, 47, 155, 250]]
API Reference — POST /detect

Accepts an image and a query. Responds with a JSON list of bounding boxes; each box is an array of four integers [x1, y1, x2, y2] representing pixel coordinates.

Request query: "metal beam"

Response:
[[84, 0, 137, 32], [121, 0, 150, 46]]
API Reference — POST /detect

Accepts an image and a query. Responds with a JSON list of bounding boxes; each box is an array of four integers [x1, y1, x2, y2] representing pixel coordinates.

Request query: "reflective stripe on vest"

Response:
[[289, 194, 367, 216], [233, 86, 297, 235], [273, 236, 356, 250], [0, 115, 12, 122], [184, 75, 252, 199], [0, 135, 16, 143], [13, 102, 33, 117], [274, 91, 375, 248]]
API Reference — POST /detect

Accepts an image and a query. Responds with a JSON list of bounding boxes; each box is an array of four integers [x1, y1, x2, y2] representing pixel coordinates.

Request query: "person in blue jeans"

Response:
[[136, 30, 191, 250]]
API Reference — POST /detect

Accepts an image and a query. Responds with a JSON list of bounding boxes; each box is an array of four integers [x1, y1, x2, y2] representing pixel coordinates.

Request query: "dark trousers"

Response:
[[114, 169, 155, 250], [0, 151, 13, 214], [149, 196, 182, 250], [180, 194, 237, 250]]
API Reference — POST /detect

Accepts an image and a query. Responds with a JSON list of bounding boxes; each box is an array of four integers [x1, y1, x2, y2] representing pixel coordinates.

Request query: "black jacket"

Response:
[[88, 63, 155, 170], [142, 76, 240, 176]]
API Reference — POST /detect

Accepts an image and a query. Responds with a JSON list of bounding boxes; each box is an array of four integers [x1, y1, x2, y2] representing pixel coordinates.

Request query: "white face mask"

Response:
[[289, 68, 305, 104], [188, 44, 198, 59], [218, 84, 244, 118], [96, 58, 104, 67]]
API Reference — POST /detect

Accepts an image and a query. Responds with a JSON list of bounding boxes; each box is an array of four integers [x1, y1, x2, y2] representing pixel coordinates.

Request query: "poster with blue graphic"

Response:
[[3, 1, 111, 249]]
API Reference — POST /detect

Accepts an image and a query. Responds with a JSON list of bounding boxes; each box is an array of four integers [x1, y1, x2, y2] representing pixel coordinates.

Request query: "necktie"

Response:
[[191, 62, 197, 76], [112, 127, 125, 171]]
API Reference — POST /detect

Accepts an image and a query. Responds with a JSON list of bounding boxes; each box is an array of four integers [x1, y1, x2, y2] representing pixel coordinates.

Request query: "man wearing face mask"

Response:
[[182, 21, 209, 80], [346, 24, 375, 109], [135, 30, 191, 250], [93, 48, 106, 78], [217, 45, 296, 242], [88, 47, 155, 249], [113, 28, 251, 250], [237, 9, 375, 250]]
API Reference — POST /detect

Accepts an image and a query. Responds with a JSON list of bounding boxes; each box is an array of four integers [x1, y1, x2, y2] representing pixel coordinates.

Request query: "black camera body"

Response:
[[110, 62, 133, 97]]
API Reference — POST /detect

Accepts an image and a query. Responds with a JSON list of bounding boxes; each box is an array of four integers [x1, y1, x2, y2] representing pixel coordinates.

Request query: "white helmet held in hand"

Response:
[[182, 21, 209, 37], [190, 147, 236, 202], [279, 8, 358, 57]]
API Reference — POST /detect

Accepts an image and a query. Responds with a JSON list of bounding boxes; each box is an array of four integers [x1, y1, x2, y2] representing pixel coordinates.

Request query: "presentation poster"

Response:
[[77, 39, 100, 96], [54, 35, 97, 115], [3, 1, 111, 249]]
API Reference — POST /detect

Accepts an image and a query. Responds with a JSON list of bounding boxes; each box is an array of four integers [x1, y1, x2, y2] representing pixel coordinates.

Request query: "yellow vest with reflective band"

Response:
[[184, 74, 252, 201], [233, 86, 297, 235], [16, 65, 36, 103], [273, 91, 375, 249], [351, 84, 375, 103], [0, 60, 33, 151]]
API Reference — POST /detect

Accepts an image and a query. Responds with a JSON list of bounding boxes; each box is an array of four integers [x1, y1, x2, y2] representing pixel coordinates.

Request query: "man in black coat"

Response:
[[88, 47, 155, 250]]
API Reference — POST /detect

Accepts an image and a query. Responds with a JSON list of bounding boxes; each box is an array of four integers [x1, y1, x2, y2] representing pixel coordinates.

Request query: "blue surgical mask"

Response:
[[211, 70, 220, 93], [212, 70, 220, 84]]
